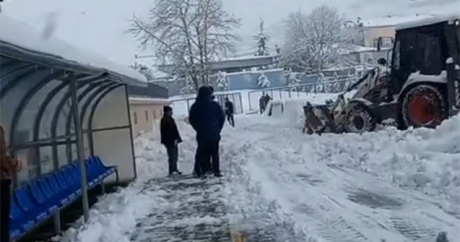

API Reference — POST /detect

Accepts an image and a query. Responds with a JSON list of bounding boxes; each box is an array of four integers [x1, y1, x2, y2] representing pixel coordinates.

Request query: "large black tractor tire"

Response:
[[399, 84, 447, 129], [343, 104, 376, 133]]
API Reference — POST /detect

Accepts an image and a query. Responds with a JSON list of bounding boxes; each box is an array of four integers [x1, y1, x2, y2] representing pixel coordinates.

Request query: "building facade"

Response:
[[127, 83, 169, 137], [345, 14, 434, 48], [129, 98, 170, 137]]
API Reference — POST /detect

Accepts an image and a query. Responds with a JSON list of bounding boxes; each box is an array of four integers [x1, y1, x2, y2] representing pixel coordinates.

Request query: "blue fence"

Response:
[[154, 68, 361, 97], [9, 156, 117, 241]]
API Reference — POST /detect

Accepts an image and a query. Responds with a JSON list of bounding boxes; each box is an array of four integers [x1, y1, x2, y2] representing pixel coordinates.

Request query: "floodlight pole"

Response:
[[69, 75, 90, 221]]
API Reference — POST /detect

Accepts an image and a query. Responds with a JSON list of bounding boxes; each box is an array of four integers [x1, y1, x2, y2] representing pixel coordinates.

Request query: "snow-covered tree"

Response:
[[281, 5, 351, 73], [128, 0, 241, 92], [254, 18, 270, 56], [215, 71, 229, 91], [285, 69, 300, 87], [130, 62, 154, 80], [180, 76, 196, 94], [257, 73, 271, 88]]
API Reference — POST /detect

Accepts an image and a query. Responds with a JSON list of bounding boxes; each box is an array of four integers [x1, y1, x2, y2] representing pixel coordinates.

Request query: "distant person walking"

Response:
[[263, 94, 273, 116], [224, 97, 235, 127], [189, 86, 225, 178], [1, 125, 23, 242], [160, 106, 183, 176], [259, 95, 266, 114], [263, 94, 272, 108]]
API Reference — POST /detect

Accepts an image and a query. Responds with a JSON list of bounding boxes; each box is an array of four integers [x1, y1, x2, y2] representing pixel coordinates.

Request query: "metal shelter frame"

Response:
[[0, 40, 145, 222]]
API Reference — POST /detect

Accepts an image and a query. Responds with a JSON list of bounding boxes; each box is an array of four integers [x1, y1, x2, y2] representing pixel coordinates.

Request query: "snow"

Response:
[[402, 71, 447, 91], [257, 73, 271, 88], [57, 120, 197, 242], [0, 14, 147, 84], [395, 13, 460, 30], [361, 14, 436, 27], [128, 97, 170, 103], [219, 54, 276, 62], [59, 90, 460, 241]]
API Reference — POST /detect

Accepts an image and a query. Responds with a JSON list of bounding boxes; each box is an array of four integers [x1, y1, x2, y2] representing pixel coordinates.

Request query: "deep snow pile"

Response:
[[225, 112, 460, 241], [307, 115, 460, 216], [260, 101, 460, 216]]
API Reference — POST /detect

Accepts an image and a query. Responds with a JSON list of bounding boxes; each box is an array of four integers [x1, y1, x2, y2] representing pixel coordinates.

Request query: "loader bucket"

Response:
[[303, 102, 336, 134]]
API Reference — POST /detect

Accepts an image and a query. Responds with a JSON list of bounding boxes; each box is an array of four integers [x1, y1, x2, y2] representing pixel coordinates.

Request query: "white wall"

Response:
[[91, 86, 136, 183]]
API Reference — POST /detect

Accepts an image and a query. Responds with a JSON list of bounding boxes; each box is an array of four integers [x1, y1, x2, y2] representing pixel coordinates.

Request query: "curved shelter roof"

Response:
[[0, 14, 147, 86]]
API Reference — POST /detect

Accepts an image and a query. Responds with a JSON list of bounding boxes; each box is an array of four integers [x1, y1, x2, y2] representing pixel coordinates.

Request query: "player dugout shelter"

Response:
[[0, 14, 146, 187]]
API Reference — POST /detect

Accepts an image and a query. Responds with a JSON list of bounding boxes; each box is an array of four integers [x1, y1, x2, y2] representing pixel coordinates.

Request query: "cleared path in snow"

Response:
[[223, 114, 460, 242]]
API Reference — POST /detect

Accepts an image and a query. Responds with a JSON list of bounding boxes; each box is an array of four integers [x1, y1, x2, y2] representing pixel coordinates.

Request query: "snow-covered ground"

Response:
[[58, 93, 460, 242]]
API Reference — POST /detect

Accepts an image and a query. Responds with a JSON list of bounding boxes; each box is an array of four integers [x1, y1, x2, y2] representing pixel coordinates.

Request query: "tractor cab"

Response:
[[377, 14, 460, 129]]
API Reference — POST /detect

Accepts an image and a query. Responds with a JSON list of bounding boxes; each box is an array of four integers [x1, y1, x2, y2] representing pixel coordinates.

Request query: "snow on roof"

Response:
[[0, 14, 147, 85], [151, 68, 170, 80], [218, 54, 276, 62], [129, 97, 170, 104], [395, 13, 460, 30], [361, 14, 436, 28]]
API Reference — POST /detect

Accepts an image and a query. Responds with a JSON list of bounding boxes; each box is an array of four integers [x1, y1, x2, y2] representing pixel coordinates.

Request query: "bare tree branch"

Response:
[[126, 0, 241, 91], [281, 5, 352, 73]]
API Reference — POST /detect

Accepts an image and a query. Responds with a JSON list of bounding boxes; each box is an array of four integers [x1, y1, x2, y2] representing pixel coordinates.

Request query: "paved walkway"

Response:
[[130, 175, 288, 242], [132, 175, 233, 242]]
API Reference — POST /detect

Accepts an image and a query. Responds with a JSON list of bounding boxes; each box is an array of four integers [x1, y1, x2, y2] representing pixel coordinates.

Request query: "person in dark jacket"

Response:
[[189, 86, 225, 177], [224, 97, 235, 127], [259, 95, 266, 114], [160, 106, 182, 176]]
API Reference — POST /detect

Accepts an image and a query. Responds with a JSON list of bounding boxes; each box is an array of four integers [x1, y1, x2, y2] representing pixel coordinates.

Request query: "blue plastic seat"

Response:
[[14, 189, 48, 222], [47, 174, 72, 207], [28, 179, 58, 214], [63, 166, 78, 187], [10, 227, 22, 240], [86, 159, 103, 185], [55, 170, 78, 201], [94, 156, 117, 175], [88, 157, 105, 172], [67, 165, 82, 195], [9, 200, 35, 235]]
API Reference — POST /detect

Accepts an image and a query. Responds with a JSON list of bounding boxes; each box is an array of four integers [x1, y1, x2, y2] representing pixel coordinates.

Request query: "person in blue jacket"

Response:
[[189, 86, 225, 178]]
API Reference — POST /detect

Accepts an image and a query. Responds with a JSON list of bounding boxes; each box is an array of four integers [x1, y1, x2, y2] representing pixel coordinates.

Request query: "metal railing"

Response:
[[247, 79, 356, 111], [170, 92, 244, 115]]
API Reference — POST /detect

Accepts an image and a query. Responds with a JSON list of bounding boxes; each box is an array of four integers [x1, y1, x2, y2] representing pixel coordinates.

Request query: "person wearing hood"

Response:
[[189, 86, 225, 177], [160, 106, 183, 176]]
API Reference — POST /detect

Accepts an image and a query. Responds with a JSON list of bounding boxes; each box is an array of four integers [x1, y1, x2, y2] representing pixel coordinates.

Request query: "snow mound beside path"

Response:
[[307, 115, 460, 216]]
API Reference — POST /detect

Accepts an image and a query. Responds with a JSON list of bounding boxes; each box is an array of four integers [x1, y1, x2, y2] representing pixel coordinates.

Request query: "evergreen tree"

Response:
[[215, 71, 229, 91], [254, 18, 270, 56], [257, 73, 271, 88]]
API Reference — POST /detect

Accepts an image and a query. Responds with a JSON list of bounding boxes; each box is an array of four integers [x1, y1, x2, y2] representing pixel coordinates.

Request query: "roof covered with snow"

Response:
[[0, 14, 147, 86], [395, 13, 460, 30], [361, 14, 436, 28]]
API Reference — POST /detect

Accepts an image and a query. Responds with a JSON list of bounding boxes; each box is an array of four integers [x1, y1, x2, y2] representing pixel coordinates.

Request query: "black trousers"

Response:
[[165, 144, 179, 174], [226, 114, 235, 127], [194, 140, 220, 176], [1, 179, 11, 242]]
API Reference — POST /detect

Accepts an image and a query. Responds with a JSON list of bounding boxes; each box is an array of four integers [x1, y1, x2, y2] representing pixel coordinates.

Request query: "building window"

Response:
[[153, 110, 157, 119], [372, 38, 378, 48], [133, 112, 138, 124], [373, 37, 393, 48], [145, 110, 149, 121]]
